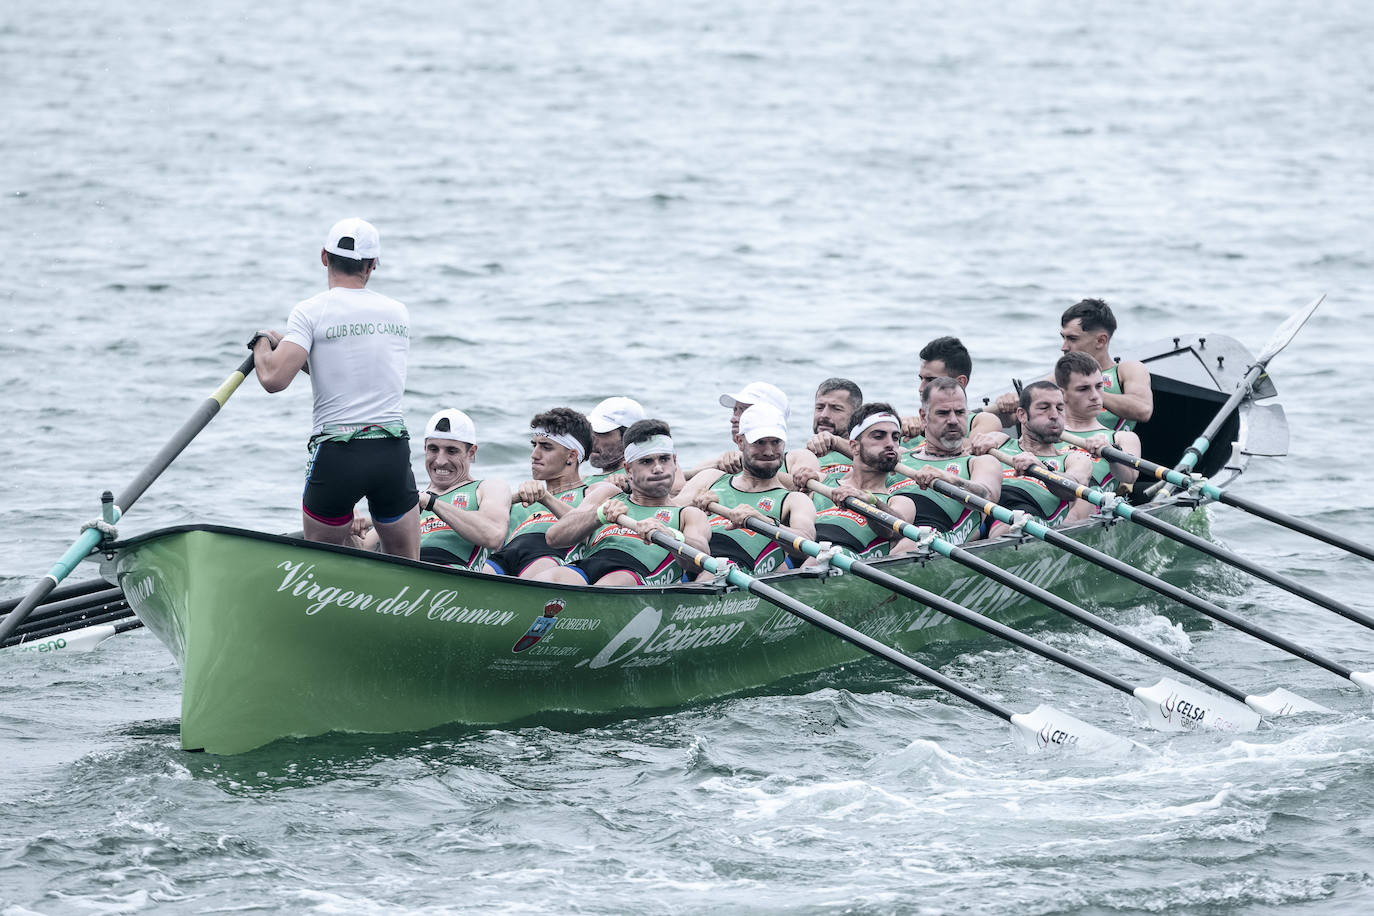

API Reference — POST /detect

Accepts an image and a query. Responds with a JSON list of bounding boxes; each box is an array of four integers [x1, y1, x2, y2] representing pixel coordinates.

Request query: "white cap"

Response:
[[588, 396, 646, 434], [738, 404, 788, 444], [424, 409, 476, 445], [719, 381, 790, 421], [324, 217, 381, 260]]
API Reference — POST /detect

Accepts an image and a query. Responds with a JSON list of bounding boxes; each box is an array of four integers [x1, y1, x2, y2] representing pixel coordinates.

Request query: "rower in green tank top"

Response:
[[793, 378, 863, 479], [981, 381, 1095, 539], [898, 336, 1006, 448], [885, 378, 1004, 545], [1055, 350, 1145, 491], [683, 403, 817, 574], [537, 419, 712, 587], [686, 380, 824, 488]]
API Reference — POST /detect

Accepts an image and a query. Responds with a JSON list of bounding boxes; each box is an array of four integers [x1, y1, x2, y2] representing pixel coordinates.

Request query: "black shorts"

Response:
[[566, 549, 656, 585], [303, 437, 417, 526], [486, 532, 570, 576]]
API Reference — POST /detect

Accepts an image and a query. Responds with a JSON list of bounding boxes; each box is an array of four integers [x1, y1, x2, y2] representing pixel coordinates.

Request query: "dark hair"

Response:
[[326, 251, 375, 276], [921, 375, 964, 406], [845, 401, 898, 436], [624, 418, 671, 448], [1019, 380, 1061, 412], [918, 336, 972, 380], [1061, 298, 1116, 338], [1054, 351, 1101, 388], [816, 378, 863, 409], [530, 407, 593, 458]]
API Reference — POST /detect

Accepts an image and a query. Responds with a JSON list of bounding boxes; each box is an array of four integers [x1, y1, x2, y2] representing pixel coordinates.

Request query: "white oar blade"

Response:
[[1009, 704, 1133, 755], [3, 623, 118, 654], [1257, 294, 1324, 363], [1245, 688, 1334, 717], [1133, 679, 1261, 733], [1350, 671, 1374, 695]]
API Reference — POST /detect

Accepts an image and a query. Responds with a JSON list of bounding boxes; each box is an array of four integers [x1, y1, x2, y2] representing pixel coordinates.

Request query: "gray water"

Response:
[[5, 1, 1374, 912]]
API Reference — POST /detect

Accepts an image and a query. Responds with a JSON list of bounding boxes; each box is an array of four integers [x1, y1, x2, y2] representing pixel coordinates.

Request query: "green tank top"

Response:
[[1098, 363, 1134, 432], [815, 450, 852, 477], [419, 480, 488, 569], [582, 496, 686, 586], [886, 452, 980, 544], [706, 476, 790, 573], [505, 485, 588, 541], [997, 440, 1075, 526], [813, 503, 893, 559], [1061, 428, 1119, 490], [582, 468, 622, 488]]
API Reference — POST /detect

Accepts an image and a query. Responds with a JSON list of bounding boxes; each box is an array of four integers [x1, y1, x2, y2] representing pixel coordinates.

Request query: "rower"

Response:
[[810, 403, 921, 558], [980, 381, 1094, 538], [991, 298, 1153, 432], [887, 377, 1003, 544], [800, 378, 863, 476], [396, 409, 511, 569], [485, 408, 593, 579], [681, 404, 816, 574], [583, 396, 646, 487], [538, 420, 711, 586], [1056, 351, 1142, 491], [686, 381, 820, 484], [900, 336, 1002, 447]]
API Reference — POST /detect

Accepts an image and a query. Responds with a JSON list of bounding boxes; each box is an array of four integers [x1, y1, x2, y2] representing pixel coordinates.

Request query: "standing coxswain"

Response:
[[250, 217, 419, 558]]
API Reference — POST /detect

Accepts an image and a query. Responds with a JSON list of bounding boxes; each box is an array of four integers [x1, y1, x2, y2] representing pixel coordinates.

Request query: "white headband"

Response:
[[532, 427, 582, 463], [623, 435, 674, 463], [849, 413, 901, 441]]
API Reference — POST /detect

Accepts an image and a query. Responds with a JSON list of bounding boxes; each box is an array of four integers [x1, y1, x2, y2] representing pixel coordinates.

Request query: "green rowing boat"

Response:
[[103, 333, 1285, 754]]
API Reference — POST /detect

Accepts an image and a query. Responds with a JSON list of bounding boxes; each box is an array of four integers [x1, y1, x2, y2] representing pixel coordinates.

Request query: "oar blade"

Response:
[[3, 623, 119, 654], [1009, 704, 1134, 756], [1257, 294, 1324, 364], [1133, 678, 1261, 733], [1350, 671, 1374, 695], [1244, 688, 1335, 718]]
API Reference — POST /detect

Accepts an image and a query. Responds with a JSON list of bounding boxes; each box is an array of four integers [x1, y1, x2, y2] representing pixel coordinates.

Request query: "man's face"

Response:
[[590, 428, 625, 470], [812, 390, 854, 435], [854, 424, 900, 473], [530, 436, 577, 481], [1062, 371, 1104, 420], [918, 359, 966, 395], [1019, 388, 1068, 443], [741, 436, 784, 478], [425, 439, 476, 489], [1060, 318, 1106, 355], [919, 387, 969, 451], [627, 452, 678, 500]]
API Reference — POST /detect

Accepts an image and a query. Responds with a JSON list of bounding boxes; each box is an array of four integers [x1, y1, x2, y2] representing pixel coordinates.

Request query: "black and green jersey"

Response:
[[487, 485, 588, 575], [419, 480, 488, 569], [1098, 363, 1134, 432], [706, 476, 790, 573], [580, 496, 686, 586], [886, 452, 981, 544], [582, 468, 622, 488], [997, 441, 1076, 526], [1061, 428, 1120, 490]]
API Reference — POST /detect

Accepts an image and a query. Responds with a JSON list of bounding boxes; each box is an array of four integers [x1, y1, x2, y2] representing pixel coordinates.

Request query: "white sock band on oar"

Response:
[[624, 435, 674, 463], [532, 427, 583, 463], [848, 413, 901, 441]]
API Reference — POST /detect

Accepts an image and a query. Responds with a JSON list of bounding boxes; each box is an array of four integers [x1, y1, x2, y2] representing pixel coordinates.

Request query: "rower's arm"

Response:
[[1107, 429, 1142, 487], [544, 483, 621, 548], [427, 479, 512, 551], [253, 338, 309, 393], [680, 506, 712, 558], [884, 493, 921, 554], [780, 491, 817, 542], [1102, 360, 1154, 423], [969, 411, 1004, 435], [967, 454, 1003, 503], [675, 468, 724, 503]]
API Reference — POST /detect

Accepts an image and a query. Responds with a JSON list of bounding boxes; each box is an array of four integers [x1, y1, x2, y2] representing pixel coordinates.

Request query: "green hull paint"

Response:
[[110, 504, 1208, 754]]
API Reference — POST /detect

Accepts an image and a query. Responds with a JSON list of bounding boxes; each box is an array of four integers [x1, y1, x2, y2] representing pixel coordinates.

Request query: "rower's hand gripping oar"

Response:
[[1089, 438, 1374, 565], [643, 525, 1130, 754], [993, 447, 1374, 637], [0, 353, 257, 643], [712, 499, 1262, 733]]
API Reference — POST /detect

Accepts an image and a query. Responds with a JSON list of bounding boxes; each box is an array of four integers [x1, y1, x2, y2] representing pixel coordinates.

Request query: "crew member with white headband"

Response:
[[680, 403, 816, 574], [538, 419, 711, 587], [367, 409, 511, 569], [487, 408, 593, 579], [809, 403, 923, 559]]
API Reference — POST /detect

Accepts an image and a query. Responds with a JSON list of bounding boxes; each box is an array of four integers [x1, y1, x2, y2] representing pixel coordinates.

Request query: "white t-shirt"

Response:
[[281, 287, 410, 435]]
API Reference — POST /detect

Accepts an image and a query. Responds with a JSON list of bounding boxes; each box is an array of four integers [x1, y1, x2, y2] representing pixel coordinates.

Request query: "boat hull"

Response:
[[111, 504, 1207, 754]]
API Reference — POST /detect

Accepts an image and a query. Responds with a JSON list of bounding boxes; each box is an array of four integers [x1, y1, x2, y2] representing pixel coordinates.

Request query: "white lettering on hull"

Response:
[[273, 561, 516, 627]]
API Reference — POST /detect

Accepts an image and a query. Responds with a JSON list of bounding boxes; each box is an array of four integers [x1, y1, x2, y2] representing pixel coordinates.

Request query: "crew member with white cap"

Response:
[[537, 420, 710, 586], [405, 410, 510, 569], [250, 217, 418, 558], [685, 380, 820, 484], [584, 396, 647, 487], [681, 403, 816, 573]]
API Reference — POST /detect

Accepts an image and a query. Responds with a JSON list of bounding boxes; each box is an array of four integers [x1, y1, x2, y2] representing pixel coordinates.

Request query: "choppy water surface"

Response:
[[5, 1, 1374, 912]]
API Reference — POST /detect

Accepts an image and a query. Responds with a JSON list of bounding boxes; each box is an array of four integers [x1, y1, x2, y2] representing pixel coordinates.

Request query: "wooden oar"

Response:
[[1093, 441, 1374, 563], [908, 472, 1366, 699], [0, 353, 256, 644], [1172, 294, 1324, 476], [993, 448, 1374, 635], [640, 526, 1130, 754], [711, 500, 1261, 733]]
